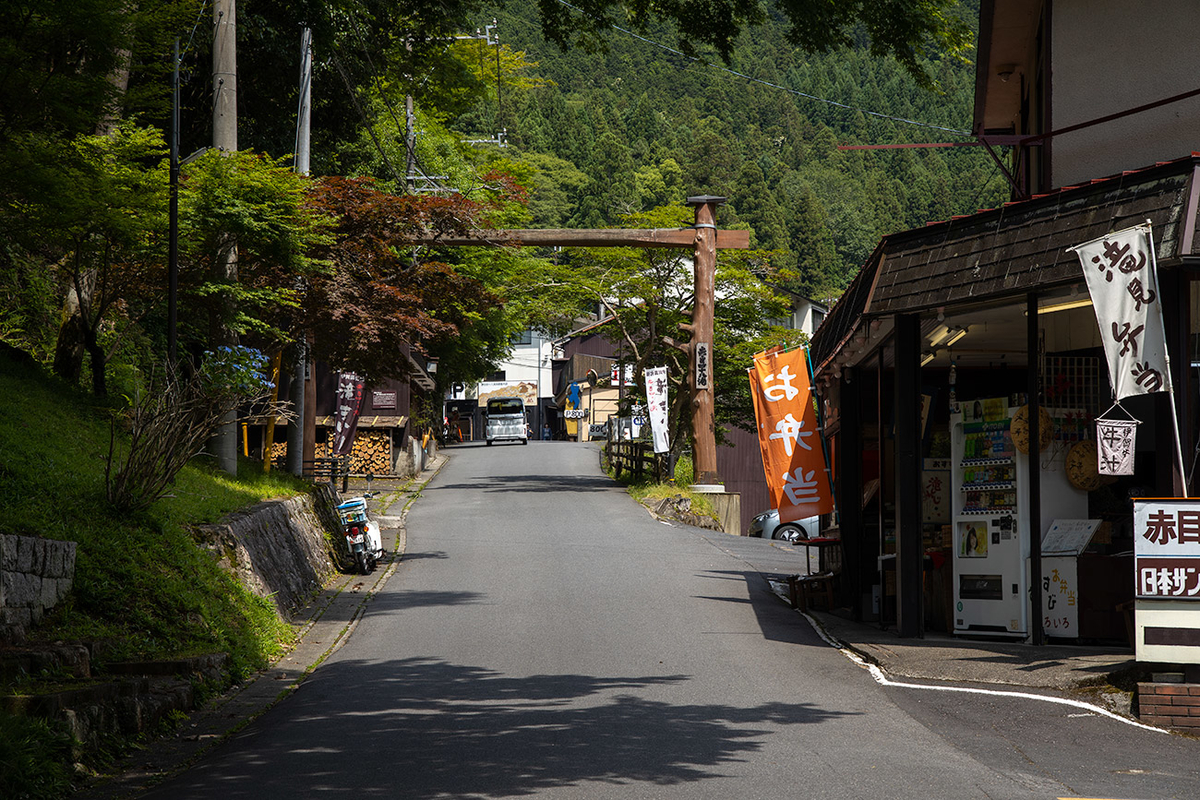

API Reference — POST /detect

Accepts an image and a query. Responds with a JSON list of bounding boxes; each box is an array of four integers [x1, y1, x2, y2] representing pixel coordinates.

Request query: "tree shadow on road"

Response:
[[432, 473, 619, 494], [161, 656, 858, 798]]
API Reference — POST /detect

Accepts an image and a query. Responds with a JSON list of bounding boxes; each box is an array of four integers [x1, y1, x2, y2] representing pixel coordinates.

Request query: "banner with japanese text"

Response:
[[643, 366, 670, 454], [331, 372, 365, 456], [1070, 224, 1171, 400], [749, 347, 834, 523]]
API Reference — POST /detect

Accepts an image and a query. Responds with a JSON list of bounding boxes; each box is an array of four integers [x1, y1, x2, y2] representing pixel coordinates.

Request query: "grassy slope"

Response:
[[0, 352, 311, 679]]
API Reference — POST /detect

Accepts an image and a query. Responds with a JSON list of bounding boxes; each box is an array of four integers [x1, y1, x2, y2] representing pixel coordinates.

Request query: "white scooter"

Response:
[[336, 492, 384, 574]]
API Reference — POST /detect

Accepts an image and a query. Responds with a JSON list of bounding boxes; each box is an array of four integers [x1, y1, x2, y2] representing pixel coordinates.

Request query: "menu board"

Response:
[[1041, 519, 1101, 556]]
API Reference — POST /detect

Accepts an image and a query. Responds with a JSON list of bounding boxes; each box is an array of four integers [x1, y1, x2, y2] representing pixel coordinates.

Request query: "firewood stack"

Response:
[[270, 430, 395, 476]]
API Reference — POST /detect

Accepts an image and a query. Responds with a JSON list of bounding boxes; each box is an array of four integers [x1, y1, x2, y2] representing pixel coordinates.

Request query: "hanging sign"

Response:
[[749, 347, 834, 523], [644, 366, 670, 454], [331, 372, 365, 456], [1096, 418, 1138, 475], [1069, 224, 1170, 400]]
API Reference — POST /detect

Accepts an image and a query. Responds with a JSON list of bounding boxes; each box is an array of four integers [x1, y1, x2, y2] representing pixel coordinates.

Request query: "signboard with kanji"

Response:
[[1133, 499, 1200, 666], [1134, 499, 1200, 600], [1041, 557, 1079, 637], [748, 346, 834, 523]]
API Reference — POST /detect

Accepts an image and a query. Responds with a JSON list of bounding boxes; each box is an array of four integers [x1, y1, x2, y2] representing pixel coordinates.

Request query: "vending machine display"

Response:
[[950, 405, 1087, 637]]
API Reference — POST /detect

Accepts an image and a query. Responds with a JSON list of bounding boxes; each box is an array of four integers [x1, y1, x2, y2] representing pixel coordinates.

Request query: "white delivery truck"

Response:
[[485, 397, 529, 445]]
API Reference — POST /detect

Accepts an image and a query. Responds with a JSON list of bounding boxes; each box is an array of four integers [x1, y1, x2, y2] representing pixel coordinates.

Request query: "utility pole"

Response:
[[211, 0, 239, 475], [286, 27, 312, 477], [168, 37, 180, 368]]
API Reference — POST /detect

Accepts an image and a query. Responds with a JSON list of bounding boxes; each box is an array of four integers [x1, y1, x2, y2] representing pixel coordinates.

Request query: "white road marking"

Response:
[[789, 601, 1168, 734]]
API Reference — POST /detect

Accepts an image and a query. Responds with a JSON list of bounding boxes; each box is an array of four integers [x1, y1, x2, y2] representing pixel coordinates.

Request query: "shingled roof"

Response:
[[811, 153, 1200, 374]]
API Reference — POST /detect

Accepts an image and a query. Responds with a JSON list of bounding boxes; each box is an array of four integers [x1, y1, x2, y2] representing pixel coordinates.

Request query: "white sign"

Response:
[[1070, 224, 1170, 400], [1042, 557, 1079, 637], [695, 343, 711, 391], [1133, 499, 1200, 599], [563, 409, 587, 420], [644, 366, 670, 454]]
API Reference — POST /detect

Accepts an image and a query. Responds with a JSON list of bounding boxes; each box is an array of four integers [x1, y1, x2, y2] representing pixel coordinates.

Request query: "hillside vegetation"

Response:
[[0, 349, 303, 675]]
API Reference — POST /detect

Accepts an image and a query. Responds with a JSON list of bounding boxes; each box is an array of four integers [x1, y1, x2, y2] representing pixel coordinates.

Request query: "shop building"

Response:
[[809, 0, 1200, 639]]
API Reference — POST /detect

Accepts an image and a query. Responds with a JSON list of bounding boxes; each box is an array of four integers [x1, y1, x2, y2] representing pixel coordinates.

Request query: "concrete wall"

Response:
[[1052, 0, 1200, 186], [1, 534, 77, 630]]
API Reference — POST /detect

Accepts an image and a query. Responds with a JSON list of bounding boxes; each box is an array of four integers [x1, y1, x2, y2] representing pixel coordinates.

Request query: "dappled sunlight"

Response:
[[159, 656, 856, 798]]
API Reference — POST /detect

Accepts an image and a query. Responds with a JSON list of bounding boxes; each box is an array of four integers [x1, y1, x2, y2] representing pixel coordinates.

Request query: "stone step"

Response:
[[0, 641, 92, 684]]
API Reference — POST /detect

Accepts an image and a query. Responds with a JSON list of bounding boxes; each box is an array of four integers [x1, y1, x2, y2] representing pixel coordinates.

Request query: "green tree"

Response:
[[178, 150, 328, 355], [536, 0, 972, 90], [6, 123, 169, 395]]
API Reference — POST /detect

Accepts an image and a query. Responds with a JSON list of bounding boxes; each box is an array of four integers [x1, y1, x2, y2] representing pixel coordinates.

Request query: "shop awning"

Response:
[[316, 415, 407, 429]]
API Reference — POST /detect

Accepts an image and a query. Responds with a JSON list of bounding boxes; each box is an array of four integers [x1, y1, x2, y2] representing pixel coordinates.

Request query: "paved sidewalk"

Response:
[[76, 456, 447, 800], [681, 522, 1137, 711]]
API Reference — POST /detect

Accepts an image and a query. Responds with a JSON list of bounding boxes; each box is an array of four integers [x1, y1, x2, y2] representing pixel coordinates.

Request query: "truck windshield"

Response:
[[487, 399, 524, 415]]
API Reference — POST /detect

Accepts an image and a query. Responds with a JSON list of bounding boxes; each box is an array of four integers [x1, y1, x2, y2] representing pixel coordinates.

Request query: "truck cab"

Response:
[[484, 397, 528, 445]]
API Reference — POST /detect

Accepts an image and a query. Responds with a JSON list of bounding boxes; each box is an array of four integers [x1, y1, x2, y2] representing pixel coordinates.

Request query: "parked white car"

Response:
[[748, 509, 820, 543]]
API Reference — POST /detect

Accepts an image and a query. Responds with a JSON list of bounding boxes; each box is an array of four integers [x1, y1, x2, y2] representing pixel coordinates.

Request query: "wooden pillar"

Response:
[[1162, 269, 1189, 496], [837, 367, 864, 620], [686, 195, 723, 487], [894, 313, 923, 637], [1026, 292, 1045, 645]]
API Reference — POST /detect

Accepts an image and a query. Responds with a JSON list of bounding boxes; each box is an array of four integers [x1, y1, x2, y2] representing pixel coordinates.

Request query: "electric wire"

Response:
[[539, 0, 972, 136]]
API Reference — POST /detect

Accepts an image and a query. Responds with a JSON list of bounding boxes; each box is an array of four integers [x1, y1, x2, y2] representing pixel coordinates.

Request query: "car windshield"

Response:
[[487, 399, 524, 415]]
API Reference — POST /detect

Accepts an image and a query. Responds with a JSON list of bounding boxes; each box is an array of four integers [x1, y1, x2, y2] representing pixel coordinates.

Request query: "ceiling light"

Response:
[[945, 326, 968, 347], [928, 324, 951, 346], [920, 351, 936, 367], [1037, 298, 1093, 314]]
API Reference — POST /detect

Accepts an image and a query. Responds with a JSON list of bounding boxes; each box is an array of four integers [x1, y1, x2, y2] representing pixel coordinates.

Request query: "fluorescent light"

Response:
[[920, 352, 936, 367], [945, 326, 968, 347], [928, 324, 951, 346], [1037, 298, 1093, 314]]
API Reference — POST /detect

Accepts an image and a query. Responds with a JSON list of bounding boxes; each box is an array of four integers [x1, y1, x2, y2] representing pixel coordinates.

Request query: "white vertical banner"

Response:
[[644, 366, 670, 454], [1070, 224, 1170, 400]]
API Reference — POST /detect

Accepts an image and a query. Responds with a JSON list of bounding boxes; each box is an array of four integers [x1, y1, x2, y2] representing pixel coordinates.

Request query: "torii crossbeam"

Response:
[[405, 196, 747, 489]]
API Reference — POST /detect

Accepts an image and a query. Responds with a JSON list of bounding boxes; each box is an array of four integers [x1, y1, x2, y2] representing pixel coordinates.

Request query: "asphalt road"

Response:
[[144, 441, 1200, 799]]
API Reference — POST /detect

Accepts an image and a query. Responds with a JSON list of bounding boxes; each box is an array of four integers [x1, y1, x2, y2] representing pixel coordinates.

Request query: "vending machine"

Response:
[[950, 404, 1087, 637]]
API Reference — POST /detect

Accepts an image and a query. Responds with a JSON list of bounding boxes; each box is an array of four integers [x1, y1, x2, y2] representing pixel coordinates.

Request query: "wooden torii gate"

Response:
[[407, 195, 749, 488]]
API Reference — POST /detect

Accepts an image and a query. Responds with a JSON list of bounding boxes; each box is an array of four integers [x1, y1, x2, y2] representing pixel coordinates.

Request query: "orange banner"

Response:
[[749, 347, 834, 523]]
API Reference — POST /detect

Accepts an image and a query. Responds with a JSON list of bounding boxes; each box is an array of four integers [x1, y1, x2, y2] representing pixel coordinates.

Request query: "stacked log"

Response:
[[269, 430, 394, 476]]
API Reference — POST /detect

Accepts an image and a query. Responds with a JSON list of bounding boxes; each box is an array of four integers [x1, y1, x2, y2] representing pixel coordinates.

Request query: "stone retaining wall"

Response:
[[1, 534, 77, 629], [194, 485, 341, 618]]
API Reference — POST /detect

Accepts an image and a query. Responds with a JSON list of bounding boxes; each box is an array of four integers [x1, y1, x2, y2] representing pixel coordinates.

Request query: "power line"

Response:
[[537, 0, 972, 136]]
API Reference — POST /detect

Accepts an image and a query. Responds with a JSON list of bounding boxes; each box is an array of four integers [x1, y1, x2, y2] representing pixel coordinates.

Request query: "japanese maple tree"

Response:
[[302, 176, 505, 381]]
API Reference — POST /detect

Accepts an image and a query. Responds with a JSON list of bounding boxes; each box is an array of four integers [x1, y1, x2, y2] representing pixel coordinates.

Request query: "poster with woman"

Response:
[[959, 522, 989, 558]]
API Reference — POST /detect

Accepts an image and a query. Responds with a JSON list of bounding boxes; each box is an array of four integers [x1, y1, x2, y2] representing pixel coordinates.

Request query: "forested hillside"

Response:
[[448, 0, 1007, 298], [0, 0, 1002, 403]]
